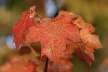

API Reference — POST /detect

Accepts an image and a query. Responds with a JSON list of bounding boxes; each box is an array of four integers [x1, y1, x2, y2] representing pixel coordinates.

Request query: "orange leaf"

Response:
[[26, 14, 80, 64], [74, 18, 102, 67], [48, 60, 73, 72], [12, 6, 36, 50], [12, 7, 102, 69]]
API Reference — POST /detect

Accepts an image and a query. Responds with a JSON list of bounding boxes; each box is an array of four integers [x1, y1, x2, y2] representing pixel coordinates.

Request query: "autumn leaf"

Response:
[[45, 41, 77, 72], [12, 6, 36, 50], [0, 54, 37, 72], [70, 12, 102, 67], [47, 60, 73, 72], [26, 14, 80, 64], [58, 41, 79, 61], [58, 11, 102, 67], [12, 6, 102, 70], [75, 43, 95, 67], [8, 62, 36, 72], [75, 23, 102, 67], [80, 23, 102, 49]]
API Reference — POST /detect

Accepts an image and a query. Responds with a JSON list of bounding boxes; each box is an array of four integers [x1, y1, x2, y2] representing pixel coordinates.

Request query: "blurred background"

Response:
[[0, 0, 108, 72]]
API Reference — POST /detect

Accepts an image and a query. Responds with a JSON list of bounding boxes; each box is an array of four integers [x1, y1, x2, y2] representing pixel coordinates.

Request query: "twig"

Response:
[[44, 57, 48, 72]]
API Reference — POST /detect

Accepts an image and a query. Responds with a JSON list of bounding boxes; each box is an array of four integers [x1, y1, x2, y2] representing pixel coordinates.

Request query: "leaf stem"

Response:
[[44, 57, 48, 72], [26, 44, 40, 57]]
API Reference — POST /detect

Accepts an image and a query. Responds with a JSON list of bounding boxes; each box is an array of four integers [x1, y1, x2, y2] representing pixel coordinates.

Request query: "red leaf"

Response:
[[75, 43, 95, 67], [59, 11, 102, 67], [48, 60, 73, 72], [12, 6, 36, 50], [12, 7, 102, 69], [26, 14, 80, 64], [0, 54, 37, 72], [26, 62, 36, 72], [8, 61, 36, 72], [59, 41, 79, 60], [74, 18, 102, 67], [80, 23, 102, 49]]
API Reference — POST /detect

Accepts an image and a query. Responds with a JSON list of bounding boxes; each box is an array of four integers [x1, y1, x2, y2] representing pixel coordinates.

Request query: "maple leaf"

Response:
[[7, 62, 36, 72], [0, 54, 37, 72], [58, 11, 102, 67], [45, 41, 77, 72], [75, 23, 102, 67], [12, 6, 36, 50], [26, 13, 81, 64], [80, 23, 102, 49], [58, 41, 79, 61], [12, 6, 102, 70], [47, 60, 73, 72], [70, 13, 102, 67], [75, 43, 95, 67]]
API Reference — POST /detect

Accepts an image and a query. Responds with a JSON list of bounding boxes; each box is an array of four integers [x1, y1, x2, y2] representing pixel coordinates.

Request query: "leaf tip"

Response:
[[29, 6, 36, 18]]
